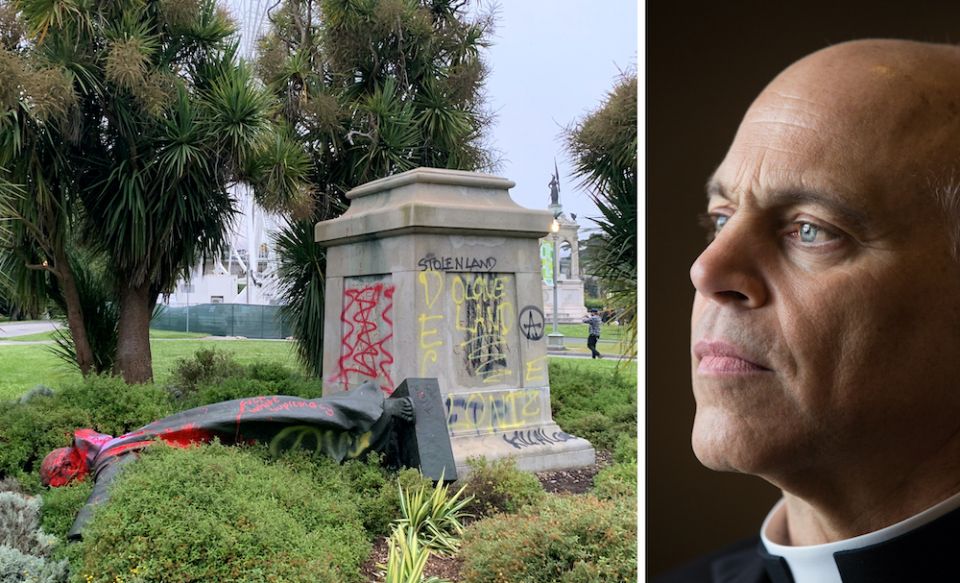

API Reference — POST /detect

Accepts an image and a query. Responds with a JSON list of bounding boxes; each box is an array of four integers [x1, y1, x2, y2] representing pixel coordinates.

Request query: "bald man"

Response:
[[660, 40, 960, 583]]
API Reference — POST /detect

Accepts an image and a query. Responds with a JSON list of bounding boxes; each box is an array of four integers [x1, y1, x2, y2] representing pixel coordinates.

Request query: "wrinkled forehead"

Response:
[[715, 41, 960, 214]]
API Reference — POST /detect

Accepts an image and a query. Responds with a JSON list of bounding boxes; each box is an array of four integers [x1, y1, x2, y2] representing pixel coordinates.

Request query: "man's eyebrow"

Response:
[[705, 179, 724, 200], [704, 180, 871, 230]]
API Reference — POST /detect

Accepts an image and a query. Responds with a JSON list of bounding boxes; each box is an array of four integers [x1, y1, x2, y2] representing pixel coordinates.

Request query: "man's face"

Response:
[[689, 57, 960, 486]]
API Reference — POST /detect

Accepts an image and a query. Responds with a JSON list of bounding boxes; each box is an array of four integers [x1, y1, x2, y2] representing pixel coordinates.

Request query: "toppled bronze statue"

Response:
[[41, 378, 455, 540]]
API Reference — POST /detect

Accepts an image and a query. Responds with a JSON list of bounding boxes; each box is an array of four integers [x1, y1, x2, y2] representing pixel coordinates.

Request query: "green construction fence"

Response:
[[152, 304, 293, 339]]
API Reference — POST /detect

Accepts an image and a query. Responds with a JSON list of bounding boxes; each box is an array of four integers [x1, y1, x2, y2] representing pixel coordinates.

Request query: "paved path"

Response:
[[0, 320, 61, 338]]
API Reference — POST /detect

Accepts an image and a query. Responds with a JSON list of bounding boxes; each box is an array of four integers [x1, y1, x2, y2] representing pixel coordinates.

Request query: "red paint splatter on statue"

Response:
[[40, 447, 88, 487], [158, 424, 216, 448]]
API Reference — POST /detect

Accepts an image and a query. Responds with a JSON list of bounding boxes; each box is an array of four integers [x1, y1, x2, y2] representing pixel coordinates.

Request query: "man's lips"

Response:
[[694, 340, 771, 374]]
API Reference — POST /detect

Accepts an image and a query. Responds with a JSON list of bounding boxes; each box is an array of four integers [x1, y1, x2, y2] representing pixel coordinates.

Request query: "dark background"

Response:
[[647, 1, 960, 577]]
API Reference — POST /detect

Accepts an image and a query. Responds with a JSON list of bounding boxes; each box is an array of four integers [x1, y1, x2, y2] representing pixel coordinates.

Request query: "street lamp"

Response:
[[547, 217, 565, 350]]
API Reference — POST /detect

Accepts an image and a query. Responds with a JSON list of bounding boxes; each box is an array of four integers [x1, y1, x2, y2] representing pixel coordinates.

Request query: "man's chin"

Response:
[[691, 419, 776, 475]]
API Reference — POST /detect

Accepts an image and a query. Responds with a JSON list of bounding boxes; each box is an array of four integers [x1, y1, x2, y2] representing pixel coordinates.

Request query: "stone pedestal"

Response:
[[542, 280, 588, 323], [315, 168, 595, 475], [540, 215, 587, 323]]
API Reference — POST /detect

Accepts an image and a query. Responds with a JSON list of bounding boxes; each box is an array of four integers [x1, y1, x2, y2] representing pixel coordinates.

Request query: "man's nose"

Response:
[[689, 219, 768, 308]]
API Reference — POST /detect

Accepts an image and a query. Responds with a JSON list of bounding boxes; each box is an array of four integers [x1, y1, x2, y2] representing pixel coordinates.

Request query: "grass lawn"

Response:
[[556, 322, 625, 339], [0, 344, 78, 401], [0, 338, 303, 402], [149, 329, 210, 339], [3, 328, 209, 342], [1, 330, 59, 342], [0, 336, 635, 402]]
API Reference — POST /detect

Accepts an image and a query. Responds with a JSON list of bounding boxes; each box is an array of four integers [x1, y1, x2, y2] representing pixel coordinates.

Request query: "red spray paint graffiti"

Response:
[[331, 282, 396, 393]]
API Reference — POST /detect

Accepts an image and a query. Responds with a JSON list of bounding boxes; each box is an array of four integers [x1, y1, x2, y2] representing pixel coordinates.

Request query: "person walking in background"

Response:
[[583, 308, 603, 359]]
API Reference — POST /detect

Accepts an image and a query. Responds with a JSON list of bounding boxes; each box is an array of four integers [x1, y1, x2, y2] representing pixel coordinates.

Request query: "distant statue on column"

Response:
[[549, 160, 561, 207], [549, 174, 560, 206]]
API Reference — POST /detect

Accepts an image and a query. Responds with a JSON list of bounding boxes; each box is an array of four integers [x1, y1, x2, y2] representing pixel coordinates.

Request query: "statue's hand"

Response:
[[384, 396, 415, 423]]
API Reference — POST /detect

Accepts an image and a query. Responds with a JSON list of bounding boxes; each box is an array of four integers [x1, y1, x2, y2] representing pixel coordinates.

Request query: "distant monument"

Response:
[[541, 165, 587, 323]]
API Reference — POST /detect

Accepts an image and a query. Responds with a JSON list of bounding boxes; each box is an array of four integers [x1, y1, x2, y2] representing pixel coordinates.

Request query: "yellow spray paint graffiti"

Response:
[[417, 271, 445, 376], [268, 425, 373, 461], [444, 389, 542, 434], [450, 273, 513, 382], [524, 356, 547, 384], [418, 270, 516, 383]]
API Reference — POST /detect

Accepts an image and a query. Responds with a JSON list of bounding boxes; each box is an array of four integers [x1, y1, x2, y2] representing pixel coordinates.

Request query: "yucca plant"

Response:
[[565, 71, 638, 361], [382, 524, 449, 583], [395, 472, 473, 557], [380, 473, 470, 583]]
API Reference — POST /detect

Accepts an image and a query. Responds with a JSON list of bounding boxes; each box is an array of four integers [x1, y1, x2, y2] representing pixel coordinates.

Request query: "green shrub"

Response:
[[612, 433, 637, 463], [246, 360, 298, 382], [185, 375, 325, 408], [74, 442, 369, 583], [185, 377, 274, 406], [548, 360, 636, 452], [272, 451, 431, 537], [0, 376, 171, 491], [0, 397, 89, 490], [593, 461, 637, 501], [460, 495, 637, 583], [56, 375, 172, 437], [333, 455, 406, 536], [560, 411, 612, 448], [168, 347, 243, 399], [39, 480, 94, 541], [456, 457, 544, 518], [584, 297, 605, 310]]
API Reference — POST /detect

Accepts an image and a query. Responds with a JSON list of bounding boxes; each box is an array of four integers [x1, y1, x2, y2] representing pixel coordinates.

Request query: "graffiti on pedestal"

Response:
[[452, 273, 513, 383], [444, 389, 542, 434], [417, 269, 519, 385], [502, 428, 573, 450], [524, 355, 547, 384], [518, 306, 545, 341], [330, 281, 395, 393], [418, 270, 445, 377]]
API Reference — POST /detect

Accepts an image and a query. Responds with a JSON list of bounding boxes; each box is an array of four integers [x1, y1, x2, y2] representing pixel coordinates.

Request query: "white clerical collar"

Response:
[[760, 490, 960, 583]]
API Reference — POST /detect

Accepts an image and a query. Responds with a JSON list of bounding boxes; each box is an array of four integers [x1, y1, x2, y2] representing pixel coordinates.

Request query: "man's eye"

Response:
[[712, 214, 729, 232], [698, 212, 730, 242], [789, 221, 838, 245]]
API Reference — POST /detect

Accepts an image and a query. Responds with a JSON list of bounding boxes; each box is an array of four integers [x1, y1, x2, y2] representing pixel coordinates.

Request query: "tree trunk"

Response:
[[115, 281, 154, 384], [54, 251, 95, 376]]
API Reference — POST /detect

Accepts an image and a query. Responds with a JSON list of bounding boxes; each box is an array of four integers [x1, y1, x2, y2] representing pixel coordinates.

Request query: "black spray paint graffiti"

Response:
[[518, 306, 545, 341], [502, 428, 574, 450], [452, 273, 511, 381], [418, 255, 497, 272]]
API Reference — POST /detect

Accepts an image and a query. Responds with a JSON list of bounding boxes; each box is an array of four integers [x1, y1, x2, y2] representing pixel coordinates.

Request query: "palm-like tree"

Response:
[[1, 0, 307, 382], [0, 9, 96, 373], [257, 0, 496, 376], [565, 73, 638, 359]]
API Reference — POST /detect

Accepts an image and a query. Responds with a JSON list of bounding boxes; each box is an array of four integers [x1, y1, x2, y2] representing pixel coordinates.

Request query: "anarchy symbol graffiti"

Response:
[[519, 306, 546, 341]]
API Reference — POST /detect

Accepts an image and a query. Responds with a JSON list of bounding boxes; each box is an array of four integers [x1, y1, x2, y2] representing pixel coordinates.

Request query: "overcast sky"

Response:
[[227, 0, 638, 234], [480, 0, 638, 231]]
